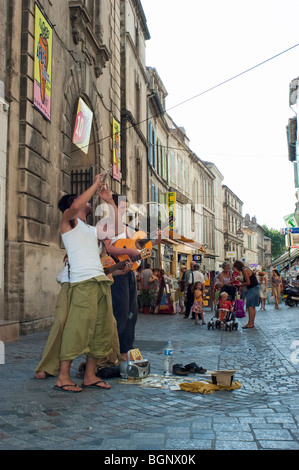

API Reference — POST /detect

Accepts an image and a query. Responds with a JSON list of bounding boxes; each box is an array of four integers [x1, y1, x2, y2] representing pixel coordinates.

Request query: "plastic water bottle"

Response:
[[163, 341, 174, 376]]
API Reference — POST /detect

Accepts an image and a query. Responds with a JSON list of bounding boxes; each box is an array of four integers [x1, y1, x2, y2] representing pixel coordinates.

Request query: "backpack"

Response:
[[234, 299, 246, 318]]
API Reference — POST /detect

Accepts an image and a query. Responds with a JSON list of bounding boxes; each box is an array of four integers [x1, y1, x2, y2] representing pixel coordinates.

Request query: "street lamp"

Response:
[[236, 227, 244, 239]]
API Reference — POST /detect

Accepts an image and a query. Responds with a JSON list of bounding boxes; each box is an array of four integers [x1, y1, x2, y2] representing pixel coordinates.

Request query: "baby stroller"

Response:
[[207, 285, 239, 331]]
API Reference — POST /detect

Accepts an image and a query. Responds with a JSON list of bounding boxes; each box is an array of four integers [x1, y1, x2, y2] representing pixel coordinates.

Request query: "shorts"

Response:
[[246, 285, 260, 307]]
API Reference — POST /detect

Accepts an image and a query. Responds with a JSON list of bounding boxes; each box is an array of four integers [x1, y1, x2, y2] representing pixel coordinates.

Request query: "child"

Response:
[[231, 266, 241, 287], [213, 282, 222, 309], [191, 282, 205, 325], [218, 291, 233, 322]]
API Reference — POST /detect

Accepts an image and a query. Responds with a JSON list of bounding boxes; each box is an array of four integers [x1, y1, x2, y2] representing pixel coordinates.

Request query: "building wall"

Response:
[[0, 0, 8, 319], [120, 0, 149, 205], [4, 0, 122, 333]]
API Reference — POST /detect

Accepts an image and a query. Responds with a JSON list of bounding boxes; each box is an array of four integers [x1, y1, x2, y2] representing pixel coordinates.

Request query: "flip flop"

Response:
[[242, 326, 255, 329], [53, 384, 82, 393], [81, 380, 111, 390]]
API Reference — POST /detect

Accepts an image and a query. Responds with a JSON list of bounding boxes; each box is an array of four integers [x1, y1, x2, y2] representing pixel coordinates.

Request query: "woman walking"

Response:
[[271, 269, 283, 309], [258, 269, 268, 310]]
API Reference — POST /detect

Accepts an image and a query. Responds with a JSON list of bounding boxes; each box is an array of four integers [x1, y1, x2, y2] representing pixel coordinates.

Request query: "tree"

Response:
[[262, 225, 286, 260]]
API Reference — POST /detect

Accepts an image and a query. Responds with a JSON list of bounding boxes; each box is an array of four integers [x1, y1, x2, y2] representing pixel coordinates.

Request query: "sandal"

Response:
[[172, 364, 189, 376], [184, 362, 207, 374]]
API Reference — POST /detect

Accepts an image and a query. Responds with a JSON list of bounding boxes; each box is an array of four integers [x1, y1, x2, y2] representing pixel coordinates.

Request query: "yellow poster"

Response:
[[72, 98, 93, 154], [112, 118, 120, 181], [34, 3, 53, 121]]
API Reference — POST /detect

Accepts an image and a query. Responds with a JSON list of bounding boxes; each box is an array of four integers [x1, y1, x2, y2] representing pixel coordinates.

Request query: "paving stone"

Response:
[[0, 303, 298, 450]]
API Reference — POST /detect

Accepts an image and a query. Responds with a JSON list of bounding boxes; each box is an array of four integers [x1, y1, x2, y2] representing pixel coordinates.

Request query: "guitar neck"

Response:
[[104, 254, 142, 275]]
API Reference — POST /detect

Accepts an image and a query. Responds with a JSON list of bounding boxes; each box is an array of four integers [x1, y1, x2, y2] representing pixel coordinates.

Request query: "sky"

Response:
[[141, 0, 299, 231]]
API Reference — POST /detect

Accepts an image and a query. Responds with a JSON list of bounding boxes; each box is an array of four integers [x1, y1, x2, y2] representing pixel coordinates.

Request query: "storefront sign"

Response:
[[34, 3, 53, 121], [284, 213, 298, 228], [72, 97, 93, 154], [112, 118, 120, 181], [167, 192, 176, 229]]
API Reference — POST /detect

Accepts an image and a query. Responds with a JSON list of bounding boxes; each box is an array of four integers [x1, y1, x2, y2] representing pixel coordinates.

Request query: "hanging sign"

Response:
[[167, 192, 176, 230], [33, 3, 53, 121], [112, 118, 120, 181], [72, 97, 93, 154], [283, 213, 298, 228]]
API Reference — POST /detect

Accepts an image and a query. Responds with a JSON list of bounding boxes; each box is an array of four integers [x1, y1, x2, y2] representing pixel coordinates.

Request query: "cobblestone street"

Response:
[[0, 302, 298, 452]]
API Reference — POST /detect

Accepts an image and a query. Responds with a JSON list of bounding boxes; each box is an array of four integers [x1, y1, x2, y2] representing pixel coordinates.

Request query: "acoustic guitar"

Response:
[[113, 216, 174, 269]]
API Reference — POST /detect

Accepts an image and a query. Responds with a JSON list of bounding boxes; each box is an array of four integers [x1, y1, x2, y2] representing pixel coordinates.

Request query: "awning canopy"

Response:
[[166, 231, 207, 252], [271, 248, 299, 270]]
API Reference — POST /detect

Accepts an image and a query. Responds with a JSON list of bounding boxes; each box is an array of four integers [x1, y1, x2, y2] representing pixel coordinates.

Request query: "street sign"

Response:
[[283, 213, 298, 228], [281, 228, 299, 234]]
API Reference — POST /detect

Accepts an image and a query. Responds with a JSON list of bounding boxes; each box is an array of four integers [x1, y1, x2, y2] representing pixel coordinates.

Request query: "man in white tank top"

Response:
[[54, 174, 119, 393]]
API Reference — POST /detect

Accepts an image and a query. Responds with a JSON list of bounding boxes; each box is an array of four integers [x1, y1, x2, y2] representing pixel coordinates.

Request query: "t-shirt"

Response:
[[186, 270, 205, 285], [141, 268, 153, 287]]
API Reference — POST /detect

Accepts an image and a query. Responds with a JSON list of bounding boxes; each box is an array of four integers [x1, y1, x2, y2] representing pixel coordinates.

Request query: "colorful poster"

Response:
[[34, 3, 53, 121], [112, 118, 120, 181], [167, 192, 176, 229], [72, 97, 93, 154]]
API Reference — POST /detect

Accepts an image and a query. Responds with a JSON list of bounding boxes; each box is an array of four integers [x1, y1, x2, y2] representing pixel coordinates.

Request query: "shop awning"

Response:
[[166, 231, 207, 253], [271, 248, 299, 270]]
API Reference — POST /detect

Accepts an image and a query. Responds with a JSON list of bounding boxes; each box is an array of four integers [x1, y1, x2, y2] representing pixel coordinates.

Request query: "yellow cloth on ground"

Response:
[[179, 380, 241, 394]]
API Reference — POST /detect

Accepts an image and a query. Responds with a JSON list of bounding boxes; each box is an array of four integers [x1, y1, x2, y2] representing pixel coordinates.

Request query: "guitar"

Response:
[[101, 248, 151, 279], [114, 216, 174, 269]]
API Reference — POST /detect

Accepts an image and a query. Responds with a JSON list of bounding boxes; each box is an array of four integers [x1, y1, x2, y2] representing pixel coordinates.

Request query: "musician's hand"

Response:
[[126, 248, 140, 257], [97, 183, 113, 204], [94, 173, 106, 189], [122, 260, 133, 274]]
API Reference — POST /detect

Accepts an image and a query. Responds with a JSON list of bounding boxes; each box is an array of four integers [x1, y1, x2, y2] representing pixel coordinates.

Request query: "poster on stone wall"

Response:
[[72, 98, 93, 154], [33, 3, 53, 121], [112, 117, 120, 181]]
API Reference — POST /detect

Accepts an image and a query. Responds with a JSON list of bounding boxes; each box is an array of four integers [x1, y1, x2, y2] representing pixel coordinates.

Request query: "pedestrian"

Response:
[[178, 266, 187, 314], [233, 260, 259, 329], [54, 175, 120, 392], [140, 263, 153, 288], [191, 282, 205, 325], [184, 263, 205, 319], [258, 269, 268, 310], [271, 269, 283, 309], [213, 282, 222, 309], [148, 268, 160, 313], [217, 262, 232, 286]]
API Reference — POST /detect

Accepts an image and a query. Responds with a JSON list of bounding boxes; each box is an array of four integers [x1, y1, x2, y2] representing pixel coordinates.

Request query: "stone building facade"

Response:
[[1, 0, 270, 340], [2, 0, 127, 337]]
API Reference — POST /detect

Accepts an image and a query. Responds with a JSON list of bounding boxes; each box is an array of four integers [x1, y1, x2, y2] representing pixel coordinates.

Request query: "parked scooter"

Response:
[[283, 284, 299, 307]]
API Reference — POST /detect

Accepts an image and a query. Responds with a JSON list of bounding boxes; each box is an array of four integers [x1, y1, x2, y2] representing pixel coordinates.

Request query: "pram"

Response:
[[207, 285, 239, 331]]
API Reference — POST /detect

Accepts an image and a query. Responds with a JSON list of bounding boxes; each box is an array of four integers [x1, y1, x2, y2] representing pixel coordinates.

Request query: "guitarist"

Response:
[[98, 194, 140, 361], [97, 194, 164, 361]]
